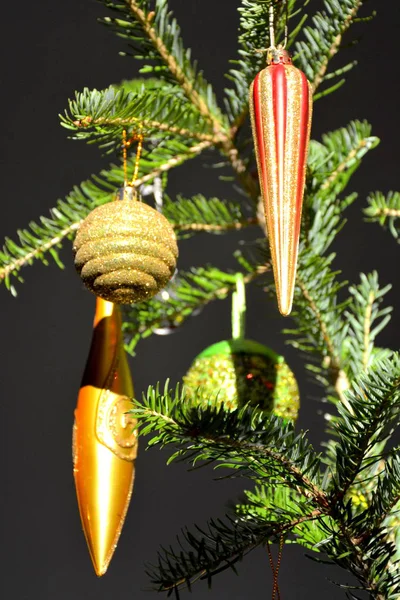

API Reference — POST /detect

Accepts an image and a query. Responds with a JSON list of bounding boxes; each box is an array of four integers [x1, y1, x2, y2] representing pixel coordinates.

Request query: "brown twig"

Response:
[[73, 115, 216, 143], [173, 218, 258, 233]]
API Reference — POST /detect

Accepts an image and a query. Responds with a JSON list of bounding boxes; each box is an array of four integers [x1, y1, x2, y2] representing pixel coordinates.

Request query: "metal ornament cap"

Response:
[[73, 297, 138, 576], [249, 50, 313, 316]]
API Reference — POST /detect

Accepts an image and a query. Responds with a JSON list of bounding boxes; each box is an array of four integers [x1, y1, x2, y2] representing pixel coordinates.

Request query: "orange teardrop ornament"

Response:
[[73, 297, 138, 576]]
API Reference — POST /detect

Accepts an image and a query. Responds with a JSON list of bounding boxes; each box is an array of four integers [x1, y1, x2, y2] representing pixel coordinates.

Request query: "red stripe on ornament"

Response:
[[271, 64, 287, 201], [294, 71, 310, 244]]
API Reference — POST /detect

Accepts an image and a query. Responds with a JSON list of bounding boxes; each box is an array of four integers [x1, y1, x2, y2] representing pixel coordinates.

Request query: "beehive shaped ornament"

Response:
[[73, 194, 178, 304]]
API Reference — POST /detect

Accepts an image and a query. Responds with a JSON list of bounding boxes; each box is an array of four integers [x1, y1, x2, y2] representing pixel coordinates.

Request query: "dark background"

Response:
[[1, 1, 399, 598]]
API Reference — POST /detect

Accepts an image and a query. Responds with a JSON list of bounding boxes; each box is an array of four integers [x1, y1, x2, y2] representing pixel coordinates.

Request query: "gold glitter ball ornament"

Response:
[[73, 199, 178, 304], [183, 339, 299, 421]]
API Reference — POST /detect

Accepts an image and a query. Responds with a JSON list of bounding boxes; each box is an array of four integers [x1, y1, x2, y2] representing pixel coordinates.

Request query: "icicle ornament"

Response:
[[249, 46, 313, 315], [73, 297, 138, 576]]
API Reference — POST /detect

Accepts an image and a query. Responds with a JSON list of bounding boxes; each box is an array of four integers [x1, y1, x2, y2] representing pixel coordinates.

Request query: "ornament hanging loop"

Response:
[[269, 3, 276, 50], [121, 128, 144, 201], [231, 273, 246, 340], [257, 2, 291, 65]]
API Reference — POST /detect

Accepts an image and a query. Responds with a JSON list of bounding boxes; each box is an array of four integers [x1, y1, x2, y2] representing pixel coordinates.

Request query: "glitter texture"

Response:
[[73, 199, 178, 304], [183, 339, 299, 421], [249, 58, 313, 316]]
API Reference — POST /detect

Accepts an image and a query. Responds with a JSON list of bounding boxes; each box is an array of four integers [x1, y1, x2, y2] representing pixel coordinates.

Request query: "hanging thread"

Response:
[[121, 128, 144, 200], [129, 130, 144, 187], [266, 535, 284, 600]]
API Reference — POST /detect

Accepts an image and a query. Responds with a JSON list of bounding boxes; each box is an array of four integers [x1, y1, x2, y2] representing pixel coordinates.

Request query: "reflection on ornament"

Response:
[[249, 47, 312, 316], [73, 191, 178, 305], [152, 270, 203, 336], [184, 338, 299, 421], [73, 297, 138, 576]]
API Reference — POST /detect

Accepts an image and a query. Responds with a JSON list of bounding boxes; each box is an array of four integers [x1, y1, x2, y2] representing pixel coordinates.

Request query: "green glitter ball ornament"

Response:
[[183, 338, 299, 421]]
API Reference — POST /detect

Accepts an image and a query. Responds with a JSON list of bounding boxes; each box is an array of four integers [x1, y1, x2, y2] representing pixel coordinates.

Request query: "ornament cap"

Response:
[[267, 46, 292, 66]]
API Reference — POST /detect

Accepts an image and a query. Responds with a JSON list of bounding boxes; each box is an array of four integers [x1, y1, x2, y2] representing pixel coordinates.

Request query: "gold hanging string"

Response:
[[122, 128, 129, 186], [282, 0, 289, 49], [269, 3, 276, 49], [121, 128, 144, 200], [129, 130, 144, 187], [255, 1, 289, 56]]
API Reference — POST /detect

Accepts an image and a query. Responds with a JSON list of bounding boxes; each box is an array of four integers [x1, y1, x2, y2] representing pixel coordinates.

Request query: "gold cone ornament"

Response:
[[249, 47, 313, 316], [73, 297, 138, 576], [73, 188, 178, 304]]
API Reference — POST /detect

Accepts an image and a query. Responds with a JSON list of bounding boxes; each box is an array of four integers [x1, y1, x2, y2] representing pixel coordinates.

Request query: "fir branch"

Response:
[[287, 249, 350, 395], [61, 85, 216, 150], [237, 485, 332, 551], [344, 272, 392, 379], [365, 191, 400, 242], [147, 511, 322, 595], [100, 0, 223, 121], [288, 122, 379, 396], [122, 263, 269, 353], [101, 0, 259, 199], [134, 384, 327, 506], [225, 0, 299, 124], [0, 139, 210, 293], [295, 0, 364, 96], [162, 195, 257, 236], [331, 356, 400, 496], [365, 450, 400, 531], [308, 121, 379, 203]]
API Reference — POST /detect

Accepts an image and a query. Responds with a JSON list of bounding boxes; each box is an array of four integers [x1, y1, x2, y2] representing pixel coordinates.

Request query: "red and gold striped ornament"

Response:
[[250, 47, 313, 316], [73, 297, 138, 576]]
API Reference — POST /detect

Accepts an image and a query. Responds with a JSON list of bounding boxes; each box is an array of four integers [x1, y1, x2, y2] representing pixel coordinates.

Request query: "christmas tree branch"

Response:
[[114, 0, 259, 199], [288, 250, 350, 397], [123, 264, 269, 352], [319, 137, 371, 193], [126, 0, 216, 123], [294, 0, 364, 98], [311, 0, 362, 94], [366, 450, 400, 530], [295, 270, 350, 401], [161, 195, 257, 236], [61, 85, 216, 151], [134, 387, 327, 507], [331, 357, 400, 497], [0, 140, 210, 292], [135, 368, 400, 597], [308, 121, 379, 204], [345, 273, 392, 379], [174, 220, 257, 233], [147, 511, 323, 595], [365, 192, 400, 242], [72, 114, 216, 143]]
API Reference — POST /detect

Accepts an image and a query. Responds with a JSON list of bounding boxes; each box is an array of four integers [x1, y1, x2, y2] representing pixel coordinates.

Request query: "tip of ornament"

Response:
[[278, 297, 293, 317], [93, 562, 109, 577], [90, 550, 112, 577]]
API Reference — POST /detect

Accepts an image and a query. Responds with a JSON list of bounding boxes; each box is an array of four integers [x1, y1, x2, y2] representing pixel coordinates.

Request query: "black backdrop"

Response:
[[1, 1, 400, 599]]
